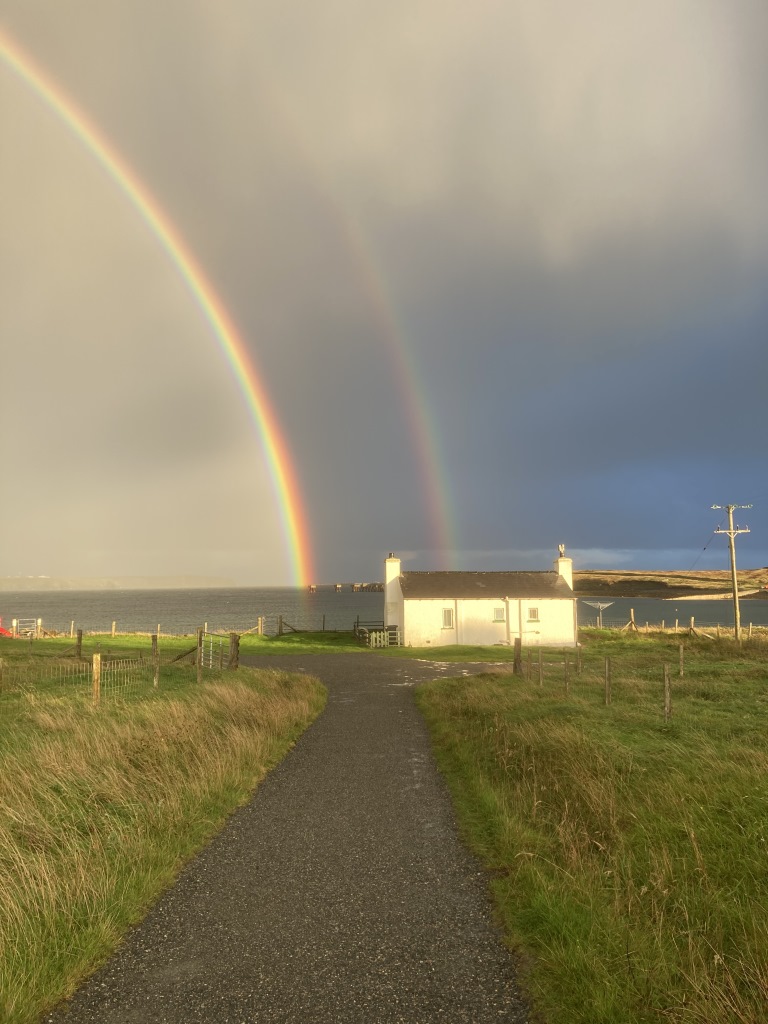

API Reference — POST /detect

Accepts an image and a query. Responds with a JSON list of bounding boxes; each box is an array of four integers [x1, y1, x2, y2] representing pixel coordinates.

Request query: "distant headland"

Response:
[[574, 569, 768, 599], [0, 576, 236, 592], [2, 568, 767, 598]]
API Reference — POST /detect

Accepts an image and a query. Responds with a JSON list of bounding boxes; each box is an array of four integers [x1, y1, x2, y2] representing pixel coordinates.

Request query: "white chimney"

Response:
[[385, 553, 403, 630], [553, 544, 573, 590]]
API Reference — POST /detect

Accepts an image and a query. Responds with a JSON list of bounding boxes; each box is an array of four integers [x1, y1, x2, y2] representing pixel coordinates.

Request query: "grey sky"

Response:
[[1, 2, 766, 583]]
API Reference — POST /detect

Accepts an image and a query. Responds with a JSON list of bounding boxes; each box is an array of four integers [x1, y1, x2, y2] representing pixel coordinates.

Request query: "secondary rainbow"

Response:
[[337, 214, 457, 563], [0, 27, 315, 585], [251, 74, 458, 565]]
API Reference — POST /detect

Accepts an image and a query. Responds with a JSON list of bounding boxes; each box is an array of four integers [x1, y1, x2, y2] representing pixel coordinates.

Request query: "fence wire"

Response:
[[98, 657, 154, 700], [1, 659, 91, 691]]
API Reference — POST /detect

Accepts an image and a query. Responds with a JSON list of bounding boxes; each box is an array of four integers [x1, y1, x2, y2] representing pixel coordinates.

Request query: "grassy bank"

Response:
[[416, 634, 768, 1023], [0, 651, 325, 1023]]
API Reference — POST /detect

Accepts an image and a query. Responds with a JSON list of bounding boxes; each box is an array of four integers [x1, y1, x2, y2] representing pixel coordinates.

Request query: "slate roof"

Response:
[[399, 571, 574, 600]]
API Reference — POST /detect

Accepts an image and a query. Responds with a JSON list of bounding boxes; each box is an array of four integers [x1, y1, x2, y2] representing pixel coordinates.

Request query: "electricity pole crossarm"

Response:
[[711, 504, 752, 642]]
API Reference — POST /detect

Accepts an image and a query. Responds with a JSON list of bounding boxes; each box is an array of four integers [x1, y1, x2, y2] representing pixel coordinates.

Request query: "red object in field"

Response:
[[0, 617, 12, 637]]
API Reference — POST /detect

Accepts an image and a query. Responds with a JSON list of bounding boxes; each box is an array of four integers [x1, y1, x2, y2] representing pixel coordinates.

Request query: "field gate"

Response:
[[196, 629, 240, 678]]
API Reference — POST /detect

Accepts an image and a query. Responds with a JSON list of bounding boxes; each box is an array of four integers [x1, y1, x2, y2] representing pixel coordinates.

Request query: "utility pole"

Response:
[[712, 504, 752, 642]]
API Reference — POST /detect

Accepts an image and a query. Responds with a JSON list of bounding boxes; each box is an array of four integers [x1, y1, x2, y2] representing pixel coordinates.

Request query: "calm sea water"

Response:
[[2, 588, 767, 636], [579, 596, 768, 629], [0, 587, 385, 636]]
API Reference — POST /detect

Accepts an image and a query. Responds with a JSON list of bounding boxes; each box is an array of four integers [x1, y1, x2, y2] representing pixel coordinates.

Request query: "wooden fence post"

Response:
[[152, 634, 159, 688], [604, 657, 611, 705], [513, 637, 523, 675], [526, 649, 532, 681], [111, 621, 116, 638], [538, 648, 543, 686], [679, 643, 684, 678], [576, 644, 582, 675], [92, 653, 101, 704], [278, 615, 283, 637], [228, 632, 240, 670], [196, 628, 203, 684], [70, 620, 75, 639], [76, 629, 83, 660], [664, 664, 672, 721]]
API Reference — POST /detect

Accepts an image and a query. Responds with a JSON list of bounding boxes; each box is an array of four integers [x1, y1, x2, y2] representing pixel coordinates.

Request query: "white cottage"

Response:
[[384, 549, 577, 647]]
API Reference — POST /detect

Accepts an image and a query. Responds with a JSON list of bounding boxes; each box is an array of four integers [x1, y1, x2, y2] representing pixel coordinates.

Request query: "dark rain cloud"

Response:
[[1, 1, 766, 582]]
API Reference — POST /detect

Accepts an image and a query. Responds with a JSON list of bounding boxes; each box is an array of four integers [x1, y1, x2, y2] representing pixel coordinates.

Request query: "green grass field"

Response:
[[4, 630, 767, 1022], [416, 632, 768, 1023], [0, 637, 325, 1024]]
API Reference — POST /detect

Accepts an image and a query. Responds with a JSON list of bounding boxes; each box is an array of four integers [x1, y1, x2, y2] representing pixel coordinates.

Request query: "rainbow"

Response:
[[336, 215, 457, 563], [0, 27, 315, 585], [249, 75, 458, 565]]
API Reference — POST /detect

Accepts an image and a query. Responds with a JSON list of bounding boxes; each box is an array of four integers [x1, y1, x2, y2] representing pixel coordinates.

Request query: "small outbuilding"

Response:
[[384, 548, 577, 647]]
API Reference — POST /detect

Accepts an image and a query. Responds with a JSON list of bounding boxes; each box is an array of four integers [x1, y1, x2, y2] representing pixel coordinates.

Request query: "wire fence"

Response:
[[502, 637, 768, 724], [0, 655, 158, 703], [585, 615, 768, 639], [95, 657, 156, 701], [0, 629, 241, 709], [0, 612, 368, 638]]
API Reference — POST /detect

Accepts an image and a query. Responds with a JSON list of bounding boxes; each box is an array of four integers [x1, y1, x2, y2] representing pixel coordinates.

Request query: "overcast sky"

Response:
[[1, 2, 766, 585]]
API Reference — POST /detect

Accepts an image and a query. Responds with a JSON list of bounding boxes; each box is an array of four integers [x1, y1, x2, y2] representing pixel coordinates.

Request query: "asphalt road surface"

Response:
[[45, 654, 530, 1024]]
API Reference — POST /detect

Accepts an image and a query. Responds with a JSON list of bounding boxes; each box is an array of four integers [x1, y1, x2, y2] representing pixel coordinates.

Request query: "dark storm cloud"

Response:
[[1, 1, 767, 582]]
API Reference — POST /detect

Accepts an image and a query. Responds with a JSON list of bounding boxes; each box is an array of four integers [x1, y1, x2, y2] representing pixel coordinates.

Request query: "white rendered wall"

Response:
[[517, 599, 577, 646], [403, 600, 457, 647], [457, 599, 509, 646], [402, 597, 577, 647]]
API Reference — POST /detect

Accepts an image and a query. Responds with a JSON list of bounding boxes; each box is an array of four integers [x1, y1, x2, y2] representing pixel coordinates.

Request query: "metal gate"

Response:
[[198, 630, 240, 671]]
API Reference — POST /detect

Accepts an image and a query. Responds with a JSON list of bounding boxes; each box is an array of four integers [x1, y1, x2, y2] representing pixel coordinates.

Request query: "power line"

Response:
[[688, 515, 727, 571]]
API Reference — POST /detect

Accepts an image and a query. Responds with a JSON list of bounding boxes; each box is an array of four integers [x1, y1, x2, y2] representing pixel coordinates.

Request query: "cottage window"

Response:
[[493, 607, 505, 622], [442, 608, 454, 629], [528, 607, 539, 622]]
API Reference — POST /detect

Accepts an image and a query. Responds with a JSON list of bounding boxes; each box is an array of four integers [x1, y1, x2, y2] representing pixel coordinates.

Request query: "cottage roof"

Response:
[[399, 571, 573, 600]]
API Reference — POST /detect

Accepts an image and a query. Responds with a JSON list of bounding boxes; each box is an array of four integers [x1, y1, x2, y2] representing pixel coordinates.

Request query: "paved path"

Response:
[[46, 655, 529, 1024]]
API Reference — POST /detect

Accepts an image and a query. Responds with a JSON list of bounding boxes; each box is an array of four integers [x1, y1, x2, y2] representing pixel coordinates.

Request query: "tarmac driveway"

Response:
[[45, 653, 528, 1024]]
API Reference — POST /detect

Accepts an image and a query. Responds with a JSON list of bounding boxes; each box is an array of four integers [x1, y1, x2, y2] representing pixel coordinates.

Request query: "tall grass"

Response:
[[0, 664, 325, 1023], [416, 636, 768, 1023]]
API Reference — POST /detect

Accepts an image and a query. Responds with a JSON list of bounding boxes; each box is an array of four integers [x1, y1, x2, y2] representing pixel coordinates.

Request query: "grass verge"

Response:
[[416, 634, 768, 1023], [0, 657, 325, 1023]]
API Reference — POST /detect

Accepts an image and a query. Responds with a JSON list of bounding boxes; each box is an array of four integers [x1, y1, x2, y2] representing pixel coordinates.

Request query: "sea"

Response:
[[1, 587, 768, 637], [0, 587, 385, 636]]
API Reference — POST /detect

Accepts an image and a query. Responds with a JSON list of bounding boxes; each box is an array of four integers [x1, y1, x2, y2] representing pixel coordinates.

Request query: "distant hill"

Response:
[[574, 569, 768, 599], [0, 576, 236, 592]]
